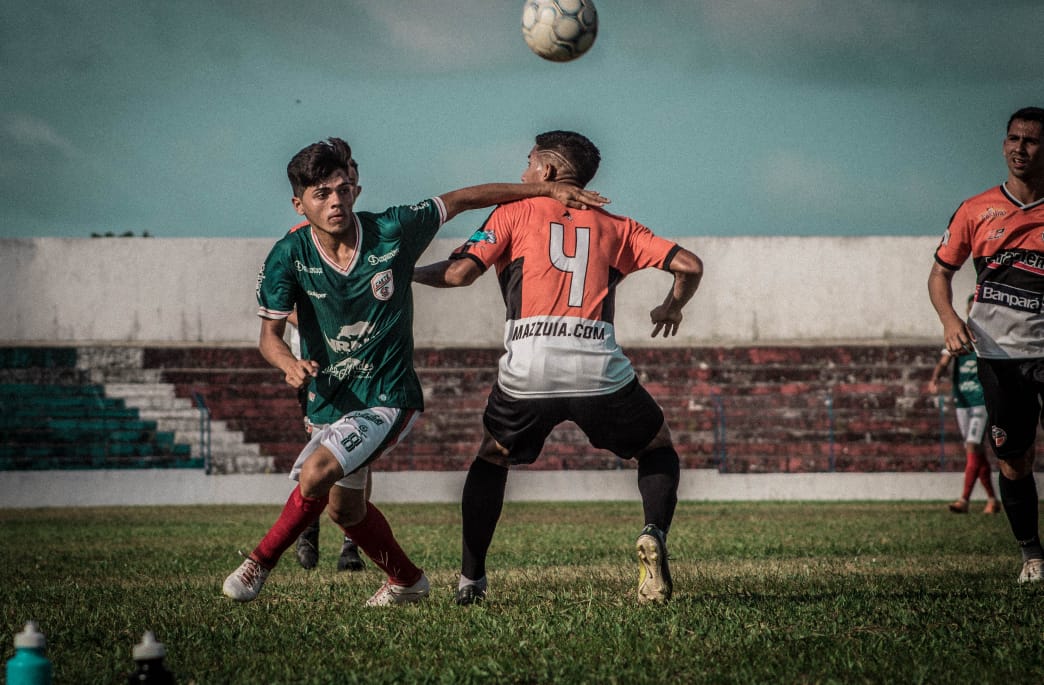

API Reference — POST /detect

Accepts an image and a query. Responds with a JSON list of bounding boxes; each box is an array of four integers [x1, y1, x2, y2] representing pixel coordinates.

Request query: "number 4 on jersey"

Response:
[[549, 222, 590, 307]]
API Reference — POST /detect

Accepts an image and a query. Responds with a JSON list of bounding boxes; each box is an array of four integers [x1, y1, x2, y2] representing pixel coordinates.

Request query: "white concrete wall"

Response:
[[0, 469, 983, 508], [1, 236, 975, 346]]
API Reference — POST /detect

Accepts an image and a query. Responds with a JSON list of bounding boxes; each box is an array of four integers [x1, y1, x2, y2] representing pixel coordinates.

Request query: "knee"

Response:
[[999, 450, 1035, 480], [299, 452, 344, 497], [637, 422, 674, 458], [329, 498, 367, 528]]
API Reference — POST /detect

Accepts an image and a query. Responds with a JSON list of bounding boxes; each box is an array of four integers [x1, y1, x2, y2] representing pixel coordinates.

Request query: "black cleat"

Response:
[[454, 577, 487, 606], [337, 537, 366, 572], [295, 520, 320, 570]]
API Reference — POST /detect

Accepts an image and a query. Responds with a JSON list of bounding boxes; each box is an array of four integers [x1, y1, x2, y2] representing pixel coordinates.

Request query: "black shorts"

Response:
[[482, 377, 665, 465], [977, 357, 1044, 461]]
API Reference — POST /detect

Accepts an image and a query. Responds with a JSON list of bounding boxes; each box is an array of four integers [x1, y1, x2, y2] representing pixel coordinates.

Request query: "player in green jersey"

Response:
[[223, 136, 608, 605], [928, 295, 999, 515]]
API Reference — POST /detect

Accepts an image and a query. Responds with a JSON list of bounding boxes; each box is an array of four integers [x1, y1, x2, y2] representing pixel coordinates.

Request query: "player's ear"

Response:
[[542, 163, 557, 182], [353, 185, 362, 200], [291, 196, 306, 216]]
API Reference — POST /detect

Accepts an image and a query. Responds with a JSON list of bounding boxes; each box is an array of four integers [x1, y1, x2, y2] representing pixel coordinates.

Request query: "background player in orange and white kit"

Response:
[[929, 106, 1044, 583], [416, 130, 703, 605]]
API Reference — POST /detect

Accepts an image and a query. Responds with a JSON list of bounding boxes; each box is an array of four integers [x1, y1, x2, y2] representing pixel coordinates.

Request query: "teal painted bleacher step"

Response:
[[0, 353, 198, 471]]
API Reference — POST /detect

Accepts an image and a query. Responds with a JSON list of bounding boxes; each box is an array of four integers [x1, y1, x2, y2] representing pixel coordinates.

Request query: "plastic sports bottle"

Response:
[[6, 621, 53, 685], [127, 631, 176, 684]]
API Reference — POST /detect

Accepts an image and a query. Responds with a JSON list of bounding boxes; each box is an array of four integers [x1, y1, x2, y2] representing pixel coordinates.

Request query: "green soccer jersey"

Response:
[[256, 197, 446, 424], [951, 351, 985, 408]]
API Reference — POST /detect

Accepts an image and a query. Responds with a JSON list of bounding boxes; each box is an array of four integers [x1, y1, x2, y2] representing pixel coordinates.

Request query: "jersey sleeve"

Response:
[[934, 202, 972, 270], [454, 204, 513, 270], [256, 241, 296, 319], [390, 197, 449, 261], [620, 218, 679, 275]]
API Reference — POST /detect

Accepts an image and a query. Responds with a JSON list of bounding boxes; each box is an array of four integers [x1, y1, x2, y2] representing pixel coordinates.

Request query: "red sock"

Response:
[[251, 487, 329, 569], [973, 451, 996, 498], [341, 503, 422, 586], [960, 452, 979, 500]]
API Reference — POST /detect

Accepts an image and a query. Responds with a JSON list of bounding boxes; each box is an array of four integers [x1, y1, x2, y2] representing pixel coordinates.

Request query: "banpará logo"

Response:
[[408, 200, 431, 212], [368, 248, 400, 266], [978, 207, 1007, 222], [295, 260, 324, 274], [307, 290, 327, 299]]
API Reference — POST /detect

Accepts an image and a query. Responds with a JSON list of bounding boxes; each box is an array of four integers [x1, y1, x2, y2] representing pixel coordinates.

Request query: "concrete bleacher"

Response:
[[3, 342, 1025, 475], [125, 342, 967, 474], [0, 349, 197, 470]]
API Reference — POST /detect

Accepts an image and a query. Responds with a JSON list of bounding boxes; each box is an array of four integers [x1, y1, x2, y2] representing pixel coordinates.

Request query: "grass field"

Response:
[[1, 501, 1041, 684]]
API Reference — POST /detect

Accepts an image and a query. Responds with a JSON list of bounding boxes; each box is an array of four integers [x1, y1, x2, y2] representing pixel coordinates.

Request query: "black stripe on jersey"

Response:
[[602, 267, 624, 324], [935, 252, 961, 271], [499, 257, 525, 320], [661, 244, 682, 271]]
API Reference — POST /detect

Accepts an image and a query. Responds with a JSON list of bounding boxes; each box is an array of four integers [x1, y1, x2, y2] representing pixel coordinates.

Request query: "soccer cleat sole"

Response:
[[636, 534, 672, 604]]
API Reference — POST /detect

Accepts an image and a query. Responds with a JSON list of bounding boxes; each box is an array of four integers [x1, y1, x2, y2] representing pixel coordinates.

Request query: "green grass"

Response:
[[1, 501, 1040, 684]]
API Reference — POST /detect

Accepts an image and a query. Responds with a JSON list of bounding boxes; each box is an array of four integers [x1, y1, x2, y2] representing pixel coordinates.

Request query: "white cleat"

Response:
[[1018, 558, 1043, 584], [365, 573, 430, 606], [223, 556, 270, 602]]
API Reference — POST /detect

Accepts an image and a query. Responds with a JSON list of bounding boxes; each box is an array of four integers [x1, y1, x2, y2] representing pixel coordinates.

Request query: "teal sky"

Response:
[[1, 1, 1041, 239]]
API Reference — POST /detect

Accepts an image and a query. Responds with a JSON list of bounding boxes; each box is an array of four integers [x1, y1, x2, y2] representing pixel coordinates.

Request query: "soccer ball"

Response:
[[521, 0, 598, 63]]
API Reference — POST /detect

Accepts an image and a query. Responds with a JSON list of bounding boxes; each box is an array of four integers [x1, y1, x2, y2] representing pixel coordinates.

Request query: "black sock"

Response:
[[637, 446, 680, 534], [998, 473, 1043, 561], [461, 458, 509, 580]]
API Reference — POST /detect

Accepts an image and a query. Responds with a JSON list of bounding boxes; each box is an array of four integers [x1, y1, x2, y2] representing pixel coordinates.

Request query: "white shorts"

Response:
[[289, 407, 418, 490], [955, 405, 987, 445]]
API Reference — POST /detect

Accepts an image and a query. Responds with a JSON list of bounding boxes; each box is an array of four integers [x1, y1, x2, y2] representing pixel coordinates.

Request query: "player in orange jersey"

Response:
[[416, 130, 703, 605], [929, 106, 1044, 583]]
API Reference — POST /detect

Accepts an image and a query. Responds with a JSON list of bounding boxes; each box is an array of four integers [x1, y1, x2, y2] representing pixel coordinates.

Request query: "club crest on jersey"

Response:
[[991, 425, 1007, 447], [371, 269, 394, 301]]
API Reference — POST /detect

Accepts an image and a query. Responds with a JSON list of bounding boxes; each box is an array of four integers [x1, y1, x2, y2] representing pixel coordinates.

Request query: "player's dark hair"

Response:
[[287, 137, 353, 198], [534, 130, 601, 187], [1007, 107, 1044, 131]]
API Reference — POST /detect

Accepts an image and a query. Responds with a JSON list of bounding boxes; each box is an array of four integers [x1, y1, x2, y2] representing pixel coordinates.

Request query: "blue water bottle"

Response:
[[6, 621, 52, 685]]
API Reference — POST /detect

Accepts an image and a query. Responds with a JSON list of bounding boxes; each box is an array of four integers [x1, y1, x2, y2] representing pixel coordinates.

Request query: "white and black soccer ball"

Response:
[[521, 0, 598, 63]]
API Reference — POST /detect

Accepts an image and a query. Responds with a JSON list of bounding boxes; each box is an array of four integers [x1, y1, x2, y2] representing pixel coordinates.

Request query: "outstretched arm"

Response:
[[439, 182, 608, 222], [650, 248, 703, 338], [413, 258, 484, 288], [927, 262, 973, 355]]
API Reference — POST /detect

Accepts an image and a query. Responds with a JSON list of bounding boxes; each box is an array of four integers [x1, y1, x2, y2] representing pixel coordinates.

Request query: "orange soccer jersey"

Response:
[[456, 196, 680, 398], [935, 184, 1044, 358]]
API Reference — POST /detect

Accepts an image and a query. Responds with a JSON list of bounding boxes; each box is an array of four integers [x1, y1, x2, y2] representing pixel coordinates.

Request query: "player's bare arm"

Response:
[[650, 248, 703, 338], [927, 351, 952, 395], [259, 317, 319, 389], [439, 182, 609, 222], [927, 262, 974, 354], [413, 258, 483, 288]]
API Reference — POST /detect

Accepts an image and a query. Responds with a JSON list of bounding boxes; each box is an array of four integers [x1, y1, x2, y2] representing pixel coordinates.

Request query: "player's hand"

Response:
[[650, 303, 683, 338], [942, 318, 974, 356], [283, 359, 319, 389], [551, 184, 610, 210]]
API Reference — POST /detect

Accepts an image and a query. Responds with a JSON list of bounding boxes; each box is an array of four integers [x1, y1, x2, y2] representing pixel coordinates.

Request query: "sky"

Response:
[[1, 0, 1041, 240]]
